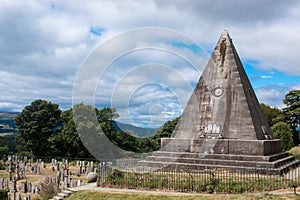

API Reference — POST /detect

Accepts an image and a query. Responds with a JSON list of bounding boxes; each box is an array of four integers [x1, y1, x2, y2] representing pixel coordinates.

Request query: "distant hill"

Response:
[[0, 112, 18, 134], [112, 121, 156, 137], [0, 112, 157, 137]]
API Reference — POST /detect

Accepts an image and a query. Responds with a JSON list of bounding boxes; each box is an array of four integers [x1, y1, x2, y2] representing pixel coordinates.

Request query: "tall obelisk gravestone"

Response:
[[142, 30, 299, 174]]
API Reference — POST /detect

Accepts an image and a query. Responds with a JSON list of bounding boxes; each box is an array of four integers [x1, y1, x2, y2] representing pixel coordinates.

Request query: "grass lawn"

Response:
[[65, 190, 300, 200]]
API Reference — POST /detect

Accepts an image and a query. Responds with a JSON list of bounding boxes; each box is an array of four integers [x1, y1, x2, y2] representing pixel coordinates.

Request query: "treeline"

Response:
[[7, 100, 179, 158], [0, 90, 299, 159], [261, 90, 300, 150]]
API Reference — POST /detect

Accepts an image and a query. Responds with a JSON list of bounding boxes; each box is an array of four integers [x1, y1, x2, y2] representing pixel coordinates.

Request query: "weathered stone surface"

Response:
[[87, 172, 97, 183], [141, 30, 299, 174]]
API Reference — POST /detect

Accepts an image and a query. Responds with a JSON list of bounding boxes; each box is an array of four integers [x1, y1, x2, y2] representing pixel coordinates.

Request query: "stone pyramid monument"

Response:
[[141, 30, 299, 174]]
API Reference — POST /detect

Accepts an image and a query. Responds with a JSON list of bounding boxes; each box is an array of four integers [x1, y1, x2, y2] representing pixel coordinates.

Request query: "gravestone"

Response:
[[15, 192, 20, 200], [141, 30, 300, 174], [4, 178, 9, 190], [21, 180, 27, 193], [27, 182, 32, 193], [11, 179, 17, 192], [0, 178, 3, 189]]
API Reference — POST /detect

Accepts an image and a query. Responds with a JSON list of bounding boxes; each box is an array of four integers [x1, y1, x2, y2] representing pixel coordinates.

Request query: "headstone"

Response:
[[69, 178, 73, 188], [21, 168, 25, 179], [16, 192, 20, 200], [63, 177, 68, 188], [11, 179, 17, 192], [37, 165, 40, 174], [23, 156, 27, 163], [9, 169, 13, 181], [0, 178, 3, 189], [141, 30, 300, 174], [21, 180, 27, 193], [25, 193, 31, 200], [56, 171, 61, 185], [27, 182, 32, 193], [4, 178, 9, 190], [34, 186, 39, 194], [91, 161, 94, 172], [24, 163, 28, 172], [32, 164, 37, 174]]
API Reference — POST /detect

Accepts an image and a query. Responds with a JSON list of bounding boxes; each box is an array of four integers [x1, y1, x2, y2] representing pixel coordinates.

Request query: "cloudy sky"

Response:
[[1, 0, 300, 128]]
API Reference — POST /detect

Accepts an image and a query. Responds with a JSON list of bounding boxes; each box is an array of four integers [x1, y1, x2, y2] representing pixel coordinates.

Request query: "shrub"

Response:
[[271, 122, 294, 151], [107, 169, 124, 185], [0, 189, 8, 200]]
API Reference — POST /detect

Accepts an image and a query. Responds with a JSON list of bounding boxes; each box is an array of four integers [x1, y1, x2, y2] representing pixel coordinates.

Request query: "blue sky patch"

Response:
[[90, 26, 105, 36], [244, 61, 300, 89]]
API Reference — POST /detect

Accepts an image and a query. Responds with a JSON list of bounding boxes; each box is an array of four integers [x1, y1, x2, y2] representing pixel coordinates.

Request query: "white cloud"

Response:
[[255, 83, 300, 108], [1, 0, 300, 127]]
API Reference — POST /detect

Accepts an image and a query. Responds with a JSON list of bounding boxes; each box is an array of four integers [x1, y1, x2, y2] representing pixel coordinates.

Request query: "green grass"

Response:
[[65, 191, 299, 200]]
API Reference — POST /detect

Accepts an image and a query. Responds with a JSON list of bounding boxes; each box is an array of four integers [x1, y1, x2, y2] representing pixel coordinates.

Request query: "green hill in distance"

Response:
[[114, 121, 156, 137], [0, 112, 156, 137], [0, 112, 18, 134]]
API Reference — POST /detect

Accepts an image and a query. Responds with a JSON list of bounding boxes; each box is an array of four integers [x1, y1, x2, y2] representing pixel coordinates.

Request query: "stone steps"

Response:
[[151, 151, 289, 162], [144, 155, 295, 168], [140, 150, 300, 174], [139, 159, 300, 174], [49, 189, 75, 200]]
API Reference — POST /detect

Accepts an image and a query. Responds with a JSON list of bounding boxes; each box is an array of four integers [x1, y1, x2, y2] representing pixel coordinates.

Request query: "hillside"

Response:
[[0, 112, 18, 134], [113, 121, 156, 137], [0, 112, 156, 137]]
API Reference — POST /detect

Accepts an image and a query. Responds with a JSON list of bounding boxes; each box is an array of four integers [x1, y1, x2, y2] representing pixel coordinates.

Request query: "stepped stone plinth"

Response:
[[140, 30, 300, 174]]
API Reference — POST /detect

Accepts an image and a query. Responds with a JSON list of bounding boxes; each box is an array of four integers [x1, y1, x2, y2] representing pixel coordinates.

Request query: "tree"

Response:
[[271, 122, 294, 151], [153, 116, 180, 147], [282, 90, 300, 145], [260, 103, 284, 127], [49, 108, 93, 158], [0, 146, 9, 158], [14, 99, 61, 157]]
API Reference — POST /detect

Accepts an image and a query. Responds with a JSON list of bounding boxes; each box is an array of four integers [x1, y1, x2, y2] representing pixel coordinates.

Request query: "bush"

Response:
[[0, 161, 6, 170], [0, 189, 8, 200], [107, 169, 124, 185], [271, 122, 294, 151]]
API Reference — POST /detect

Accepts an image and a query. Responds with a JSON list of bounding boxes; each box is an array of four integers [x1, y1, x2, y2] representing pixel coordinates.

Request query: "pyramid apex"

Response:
[[220, 29, 230, 40]]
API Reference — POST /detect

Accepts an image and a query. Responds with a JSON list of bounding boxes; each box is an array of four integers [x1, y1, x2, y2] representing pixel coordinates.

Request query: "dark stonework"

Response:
[[141, 30, 299, 174]]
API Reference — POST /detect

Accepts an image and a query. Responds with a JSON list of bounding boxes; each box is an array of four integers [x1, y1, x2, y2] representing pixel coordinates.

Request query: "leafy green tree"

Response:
[[153, 116, 180, 146], [271, 122, 294, 151], [260, 103, 284, 127], [49, 108, 93, 158], [0, 146, 9, 158], [14, 99, 61, 157], [282, 90, 300, 145]]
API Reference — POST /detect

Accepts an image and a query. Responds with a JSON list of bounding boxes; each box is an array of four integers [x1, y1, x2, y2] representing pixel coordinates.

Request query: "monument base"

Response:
[[139, 138, 299, 174], [161, 138, 283, 156]]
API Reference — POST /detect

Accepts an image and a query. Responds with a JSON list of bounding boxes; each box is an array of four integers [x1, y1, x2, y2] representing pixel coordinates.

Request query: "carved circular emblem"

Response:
[[212, 87, 224, 97]]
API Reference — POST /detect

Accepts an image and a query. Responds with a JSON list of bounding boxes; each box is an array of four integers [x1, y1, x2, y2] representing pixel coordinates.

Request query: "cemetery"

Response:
[[0, 155, 99, 200], [0, 30, 299, 200]]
